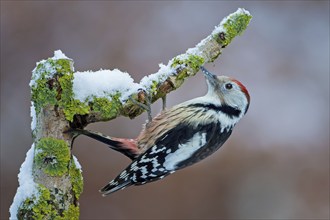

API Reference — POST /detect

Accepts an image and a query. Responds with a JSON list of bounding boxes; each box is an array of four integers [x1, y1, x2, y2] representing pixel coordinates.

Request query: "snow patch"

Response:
[[186, 37, 208, 56], [73, 69, 141, 103], [9, 144, 38, 220], [53, 50, 68, 60], [72, 155, 82, 170], [30, 102, 37, 131], [140, 63, 176, 92]]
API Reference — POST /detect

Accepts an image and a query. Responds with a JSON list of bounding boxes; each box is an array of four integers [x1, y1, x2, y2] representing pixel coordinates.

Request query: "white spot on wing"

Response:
[[132, 173, 137, 182], [149, 145, 166, 155], [140, 165, 148, 178], [160, 134, 168, 141], [131, 161, 139, 171], [119, 170, 128, 178]]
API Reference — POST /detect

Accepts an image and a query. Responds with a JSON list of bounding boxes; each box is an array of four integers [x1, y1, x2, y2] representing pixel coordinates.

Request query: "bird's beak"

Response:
[[200, 66, 217, 87]]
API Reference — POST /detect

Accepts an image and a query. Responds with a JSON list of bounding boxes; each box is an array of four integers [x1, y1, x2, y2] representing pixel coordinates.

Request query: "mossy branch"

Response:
[[10, 8, 251, 219], [71, 8, 252, 126]]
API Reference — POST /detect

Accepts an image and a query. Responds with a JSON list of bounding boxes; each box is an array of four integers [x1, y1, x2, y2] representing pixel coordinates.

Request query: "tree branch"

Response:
[[10, 8, 251, 219]]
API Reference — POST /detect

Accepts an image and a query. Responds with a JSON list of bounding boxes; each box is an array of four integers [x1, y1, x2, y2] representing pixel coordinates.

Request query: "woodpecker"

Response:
[[73, 67, 250, 196]]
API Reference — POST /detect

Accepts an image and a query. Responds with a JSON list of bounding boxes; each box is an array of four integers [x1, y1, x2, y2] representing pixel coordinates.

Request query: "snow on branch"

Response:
[[73, 69, 141, 103], [9, 145, 37, 219], [69, 8, 252, 126]]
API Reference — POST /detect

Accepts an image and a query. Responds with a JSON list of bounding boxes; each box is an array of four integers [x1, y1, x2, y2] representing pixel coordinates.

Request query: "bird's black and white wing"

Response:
[[100, 120, 232, 195]]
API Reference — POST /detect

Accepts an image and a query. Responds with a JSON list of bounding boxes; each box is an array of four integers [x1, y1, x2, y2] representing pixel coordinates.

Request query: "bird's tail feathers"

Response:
[[73, 129, 139, 160], [100, 180, 132, 196]]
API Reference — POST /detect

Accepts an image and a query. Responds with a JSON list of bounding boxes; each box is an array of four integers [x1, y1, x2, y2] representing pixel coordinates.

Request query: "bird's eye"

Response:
[[225, 83, 233, 90]]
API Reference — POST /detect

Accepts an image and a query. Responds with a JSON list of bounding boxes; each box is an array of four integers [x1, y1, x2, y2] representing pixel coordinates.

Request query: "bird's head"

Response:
[[201, 66, 250, 116]]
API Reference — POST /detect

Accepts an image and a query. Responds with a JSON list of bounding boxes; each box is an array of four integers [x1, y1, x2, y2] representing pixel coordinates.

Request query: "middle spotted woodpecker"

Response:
[[73, 67, 250, 196]]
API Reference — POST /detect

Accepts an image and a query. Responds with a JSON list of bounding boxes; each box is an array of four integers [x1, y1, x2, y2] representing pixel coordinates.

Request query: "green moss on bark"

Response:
[[69, 158, 83, 200], [170, 54, 204, 87], [18, 185, 79, 220], [31, 63, 58, 114], [31, 58, 90, 122], [18, 186, 55, 220], [213, 9, 252, 47], [55, 204, 79, 220], [171, 54, 205, 73], [90, 95, 122, 121], [58, 73, 90, 121], [34, 138, 70, 176]]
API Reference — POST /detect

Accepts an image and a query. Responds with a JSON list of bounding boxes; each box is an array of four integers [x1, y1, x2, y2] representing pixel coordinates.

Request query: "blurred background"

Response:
[[1, 1, 329, 219]]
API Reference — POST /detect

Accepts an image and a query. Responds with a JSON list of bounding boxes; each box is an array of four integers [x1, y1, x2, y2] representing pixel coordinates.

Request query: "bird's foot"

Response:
[[130, 89, 152, 122]]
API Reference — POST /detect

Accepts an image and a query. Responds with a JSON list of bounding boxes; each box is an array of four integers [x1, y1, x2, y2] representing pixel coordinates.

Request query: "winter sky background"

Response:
[[1, 1, 329, 219]]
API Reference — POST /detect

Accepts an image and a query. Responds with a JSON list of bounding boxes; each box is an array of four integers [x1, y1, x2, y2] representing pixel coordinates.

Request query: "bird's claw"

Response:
[[130, 89, 152, 122], [162, 95, 167, 111]]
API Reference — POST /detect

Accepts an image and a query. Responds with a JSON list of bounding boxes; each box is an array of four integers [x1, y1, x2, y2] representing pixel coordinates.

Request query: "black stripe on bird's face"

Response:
[[188, 103, 241, 118]]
